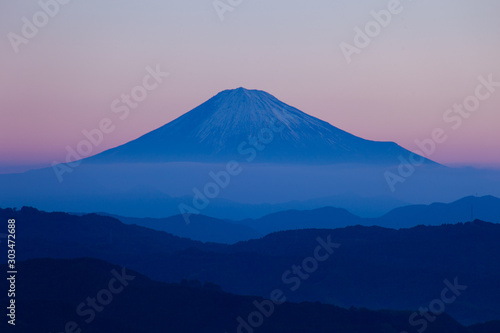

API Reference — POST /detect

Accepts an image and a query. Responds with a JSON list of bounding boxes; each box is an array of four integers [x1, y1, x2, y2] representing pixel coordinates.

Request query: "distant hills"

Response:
[[110, 195, 500, 243], [2, 206, 499, 324], [372, 195, 500, 228], [239, 194, 500, 233], [110, 213, 264, 244], [3, 258, 496, 333]]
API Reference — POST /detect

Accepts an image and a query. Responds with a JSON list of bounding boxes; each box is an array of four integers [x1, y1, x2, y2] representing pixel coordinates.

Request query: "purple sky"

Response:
[[1, 0, 500, 172]]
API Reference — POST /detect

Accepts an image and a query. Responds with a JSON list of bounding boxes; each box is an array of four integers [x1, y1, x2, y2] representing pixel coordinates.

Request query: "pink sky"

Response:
[[1, 0, 499, 172]]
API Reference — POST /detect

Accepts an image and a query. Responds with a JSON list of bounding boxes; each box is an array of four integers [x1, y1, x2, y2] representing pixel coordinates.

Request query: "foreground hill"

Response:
[[1, 207, 499, 324], [0, 258, 496, 333]]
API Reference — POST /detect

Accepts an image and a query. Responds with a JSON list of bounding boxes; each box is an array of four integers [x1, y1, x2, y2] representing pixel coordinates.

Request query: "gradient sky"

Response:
[[1, 0, 499, 172]]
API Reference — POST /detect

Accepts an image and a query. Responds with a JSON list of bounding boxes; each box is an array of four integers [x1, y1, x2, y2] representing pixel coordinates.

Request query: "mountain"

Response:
[[239, 195, 500, 234], [110, 213, 263, 244], [2, 88, 500, 218], [238, 206, 363, 234], [373, 195, 500, 228], [108, 195, 500, 241], [87, 87, 434, 164], [3, 206, 500, 324], [0, 206, 224, 259], [109, 207, 360, 243], [2, 258, 492, 333], [9, 195, 492, 247]]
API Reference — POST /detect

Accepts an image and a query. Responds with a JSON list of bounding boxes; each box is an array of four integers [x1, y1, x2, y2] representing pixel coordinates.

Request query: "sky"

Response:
[[1, 0, 499, 172]]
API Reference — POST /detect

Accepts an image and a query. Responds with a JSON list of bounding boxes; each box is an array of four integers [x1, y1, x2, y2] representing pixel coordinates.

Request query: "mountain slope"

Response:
[[374, 195, 500, 228], [2, 206, 500, 324], [238, 195, 500, 233], [108, 195, 499, 239], [87, 87, 434, 164], [110, 213, 263, 244], [238, 206, 364, 234]]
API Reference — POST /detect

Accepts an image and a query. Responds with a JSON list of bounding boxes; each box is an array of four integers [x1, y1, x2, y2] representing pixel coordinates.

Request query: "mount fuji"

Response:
[[10, 88, 494, 218], [87, 87, 433, 165]]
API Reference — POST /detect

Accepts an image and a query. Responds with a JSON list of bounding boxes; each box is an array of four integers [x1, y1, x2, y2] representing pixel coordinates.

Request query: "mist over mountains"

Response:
[[95, 195, 499, 244], [1, 88, 499, 218]]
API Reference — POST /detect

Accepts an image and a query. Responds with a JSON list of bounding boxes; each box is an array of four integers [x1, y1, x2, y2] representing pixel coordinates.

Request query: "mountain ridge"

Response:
[[107, 195, 500, 242], [86, 87, 436, 165], [2, 206, 500, 324]]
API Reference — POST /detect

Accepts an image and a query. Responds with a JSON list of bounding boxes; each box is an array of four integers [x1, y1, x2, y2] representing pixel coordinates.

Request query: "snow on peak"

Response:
[[88, 87, 425, 165]]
